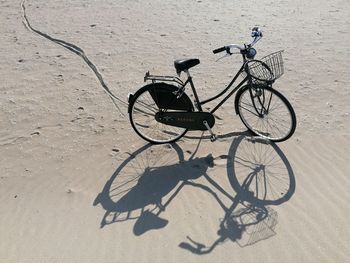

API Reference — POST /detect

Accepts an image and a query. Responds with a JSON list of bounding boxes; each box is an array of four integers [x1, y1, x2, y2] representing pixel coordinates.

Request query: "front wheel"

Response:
[[236, 85, 296, 142]]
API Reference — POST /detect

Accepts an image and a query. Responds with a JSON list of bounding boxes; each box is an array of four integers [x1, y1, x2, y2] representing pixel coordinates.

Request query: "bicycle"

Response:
[[128, 27, 296, 144]]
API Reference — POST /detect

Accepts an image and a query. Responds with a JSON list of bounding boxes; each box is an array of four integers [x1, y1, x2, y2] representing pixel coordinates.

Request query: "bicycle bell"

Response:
[[246, 48, 257, 59], [251, 27, 262, 37]]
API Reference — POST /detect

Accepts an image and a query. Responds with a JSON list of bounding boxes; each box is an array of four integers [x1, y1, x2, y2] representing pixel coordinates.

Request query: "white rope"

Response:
[[20, 0, 128, 117]]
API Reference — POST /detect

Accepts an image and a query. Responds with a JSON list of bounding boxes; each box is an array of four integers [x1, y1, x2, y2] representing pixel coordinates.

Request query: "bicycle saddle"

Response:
[[174, 58, 200, 74]]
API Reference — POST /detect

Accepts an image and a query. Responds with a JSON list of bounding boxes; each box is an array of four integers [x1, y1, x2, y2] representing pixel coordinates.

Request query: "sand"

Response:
[[1, 0, 349, 262]]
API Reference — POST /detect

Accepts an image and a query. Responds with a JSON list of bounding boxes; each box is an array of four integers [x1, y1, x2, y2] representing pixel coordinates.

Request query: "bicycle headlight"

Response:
[[246, 48, 257, 59]]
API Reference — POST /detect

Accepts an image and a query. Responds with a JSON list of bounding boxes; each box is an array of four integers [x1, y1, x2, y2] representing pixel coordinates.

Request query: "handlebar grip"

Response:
[[213, 46, 227, 54]]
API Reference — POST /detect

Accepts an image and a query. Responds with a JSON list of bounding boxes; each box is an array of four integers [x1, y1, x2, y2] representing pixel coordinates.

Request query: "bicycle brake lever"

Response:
[[216, 53, 231, 62], [215, 51, 240, 62]]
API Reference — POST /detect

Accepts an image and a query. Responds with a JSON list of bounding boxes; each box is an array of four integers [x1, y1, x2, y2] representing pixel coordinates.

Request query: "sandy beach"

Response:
[[1, 0, 349, 262]]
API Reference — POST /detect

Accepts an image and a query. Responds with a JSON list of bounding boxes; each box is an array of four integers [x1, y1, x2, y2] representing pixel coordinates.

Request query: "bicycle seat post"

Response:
[[185, 69, 203, 112], [185, 69, 217, 142]]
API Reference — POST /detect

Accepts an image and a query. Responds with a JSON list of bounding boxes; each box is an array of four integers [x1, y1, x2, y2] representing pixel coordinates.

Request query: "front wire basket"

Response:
[[244, 50, 284, 84]]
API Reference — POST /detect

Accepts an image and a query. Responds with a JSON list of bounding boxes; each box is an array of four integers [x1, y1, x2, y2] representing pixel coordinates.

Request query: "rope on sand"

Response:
[[20, 0, 127, 116]]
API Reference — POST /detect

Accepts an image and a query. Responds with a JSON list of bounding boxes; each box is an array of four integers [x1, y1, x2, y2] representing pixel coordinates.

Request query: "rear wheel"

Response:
[[129, 84, 193, 144], [236, 85, 296, 142]]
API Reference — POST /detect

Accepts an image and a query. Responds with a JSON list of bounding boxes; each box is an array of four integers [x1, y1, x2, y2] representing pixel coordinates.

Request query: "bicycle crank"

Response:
[[203, 120, 217, 142]]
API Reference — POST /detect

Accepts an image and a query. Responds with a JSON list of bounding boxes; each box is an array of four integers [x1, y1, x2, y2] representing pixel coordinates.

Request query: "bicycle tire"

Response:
[[235, 85, 296, 142], [129, 83, 194, 144]]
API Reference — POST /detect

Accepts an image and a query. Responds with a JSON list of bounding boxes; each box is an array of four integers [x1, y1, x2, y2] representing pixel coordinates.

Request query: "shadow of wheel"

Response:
[[227, 135, 296, 206], [93, 143, 184, 227]]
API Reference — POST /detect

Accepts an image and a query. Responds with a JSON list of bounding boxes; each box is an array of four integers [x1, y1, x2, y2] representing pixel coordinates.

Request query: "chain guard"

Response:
[[155, 111, 215, 131]]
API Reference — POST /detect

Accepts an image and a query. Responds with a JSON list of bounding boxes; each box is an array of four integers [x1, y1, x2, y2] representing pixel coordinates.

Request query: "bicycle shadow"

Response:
[[93, 142, 214, 235], [179, 135, 295, 253], [93, 134, 295, 250]]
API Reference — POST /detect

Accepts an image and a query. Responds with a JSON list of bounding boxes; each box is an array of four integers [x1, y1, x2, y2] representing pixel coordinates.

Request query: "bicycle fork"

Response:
[[250, 86, 272, 117]]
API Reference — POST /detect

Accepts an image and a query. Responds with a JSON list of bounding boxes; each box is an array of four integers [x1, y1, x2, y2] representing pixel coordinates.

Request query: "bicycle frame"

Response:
[[142, 51, 273, 120], [181, 63, 249, 114]]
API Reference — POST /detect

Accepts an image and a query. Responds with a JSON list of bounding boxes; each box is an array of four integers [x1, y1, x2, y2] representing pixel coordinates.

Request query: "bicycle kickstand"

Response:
[[203, 120, 217, 142]]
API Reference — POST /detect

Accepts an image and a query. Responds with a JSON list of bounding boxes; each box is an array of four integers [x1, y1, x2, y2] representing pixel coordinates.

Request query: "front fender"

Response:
[[127, 93, 135, 113], [234, 85, 250, 114]]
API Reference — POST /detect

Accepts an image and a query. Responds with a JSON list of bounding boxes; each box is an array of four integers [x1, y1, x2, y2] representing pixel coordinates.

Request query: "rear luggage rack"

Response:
[[144, 71, 184, 86]]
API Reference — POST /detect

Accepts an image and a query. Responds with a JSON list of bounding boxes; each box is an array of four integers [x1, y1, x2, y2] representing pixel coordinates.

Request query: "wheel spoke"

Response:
[[237, 86, 296, 141], [130, 86, 192, 143]]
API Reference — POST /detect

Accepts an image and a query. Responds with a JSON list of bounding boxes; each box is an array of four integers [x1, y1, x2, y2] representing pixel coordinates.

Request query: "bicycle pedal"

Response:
[[210, 135, 217, 142]]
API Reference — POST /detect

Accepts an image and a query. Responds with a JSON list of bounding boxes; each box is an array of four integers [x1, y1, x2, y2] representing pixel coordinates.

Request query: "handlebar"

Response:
[[212, 27, 263, 55], [213, 46, 228, 54]]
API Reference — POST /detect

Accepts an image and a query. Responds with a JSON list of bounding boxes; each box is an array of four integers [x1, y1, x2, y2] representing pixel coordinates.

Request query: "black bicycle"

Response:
[[128, 27, 296, 144]]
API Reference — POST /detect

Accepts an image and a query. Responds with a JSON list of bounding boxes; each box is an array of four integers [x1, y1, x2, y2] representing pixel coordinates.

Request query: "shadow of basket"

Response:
[[179, 135, 295, 253]]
